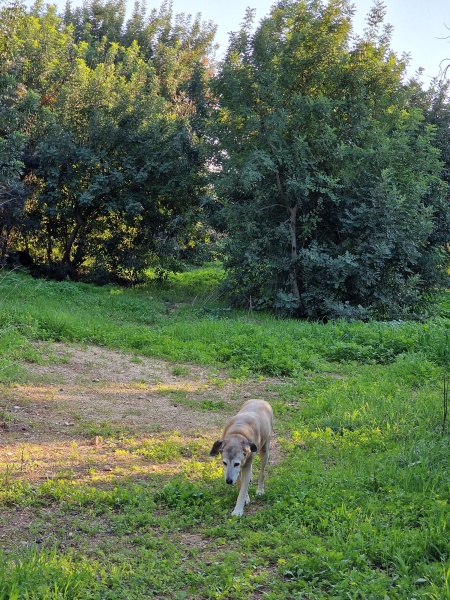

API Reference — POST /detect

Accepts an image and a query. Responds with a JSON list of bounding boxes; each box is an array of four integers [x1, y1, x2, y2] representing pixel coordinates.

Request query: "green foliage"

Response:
[[133, 435, 206, 462], [0, 549, 98, 599], [0, 48, 34, 263], [146, 263, 225, 303], [0, 0, 216, 282], [2, 0, 450, 312], [3, 0, 450, 593], [1, 272, 450, 597], [413, 78, 450, 249], [211, 0, 450, 319], [5, 269, 450, 378]]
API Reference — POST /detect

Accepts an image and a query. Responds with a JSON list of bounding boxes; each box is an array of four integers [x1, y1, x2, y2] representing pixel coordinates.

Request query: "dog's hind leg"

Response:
[[232, 465, 252, 516], [256, 440, 270, 495]]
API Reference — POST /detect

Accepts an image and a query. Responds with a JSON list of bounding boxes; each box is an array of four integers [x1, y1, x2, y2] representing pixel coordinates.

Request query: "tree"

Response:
[[26, 39, 205, 280], [211, 0, 449, 319], [63, 0, 217, 110], [412, 78, 450, 248], [0, 130, 26, 265], [1, 0, 216, 281], [0, 1, 41, 264]]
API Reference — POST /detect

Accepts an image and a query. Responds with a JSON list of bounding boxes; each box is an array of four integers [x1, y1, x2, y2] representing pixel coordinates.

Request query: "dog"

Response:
[[210, 399, 273, 516]]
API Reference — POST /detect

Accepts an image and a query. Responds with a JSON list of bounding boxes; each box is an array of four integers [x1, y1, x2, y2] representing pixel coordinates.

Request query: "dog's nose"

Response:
[[226, 478, 233, 485]]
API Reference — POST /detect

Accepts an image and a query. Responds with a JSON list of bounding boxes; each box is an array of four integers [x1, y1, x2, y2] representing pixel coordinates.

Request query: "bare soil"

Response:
[[0, 343, 288, 555], [0, 342, 283, 484]]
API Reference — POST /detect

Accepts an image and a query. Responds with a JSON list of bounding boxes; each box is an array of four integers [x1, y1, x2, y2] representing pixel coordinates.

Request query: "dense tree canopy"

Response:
[[0, 0, 215, 281], [210, 0, 450, 318]]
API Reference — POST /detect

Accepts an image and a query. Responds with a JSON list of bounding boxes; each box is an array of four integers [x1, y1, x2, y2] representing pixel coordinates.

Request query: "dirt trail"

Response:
[[0, 343, 283, 483]]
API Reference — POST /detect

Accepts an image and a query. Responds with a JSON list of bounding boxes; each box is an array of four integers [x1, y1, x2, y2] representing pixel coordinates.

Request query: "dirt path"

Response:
[[0, 343, 283, 484]]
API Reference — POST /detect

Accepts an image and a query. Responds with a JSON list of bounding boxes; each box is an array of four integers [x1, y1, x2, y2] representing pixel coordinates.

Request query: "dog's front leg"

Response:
[[232, 465, 252, 516], [256, 441, 270, 495], [236, 472, 251, 505]]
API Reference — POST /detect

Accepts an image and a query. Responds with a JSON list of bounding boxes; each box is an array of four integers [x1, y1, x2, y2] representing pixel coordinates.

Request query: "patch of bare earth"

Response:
[[0, 343, 286, 555], [0, 342, 283, 485]]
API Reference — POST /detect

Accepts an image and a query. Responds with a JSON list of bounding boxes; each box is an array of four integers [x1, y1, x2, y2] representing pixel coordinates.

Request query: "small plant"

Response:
[[172, 365, 190, 377], [0, 404, 13, 431], [199, 399, 225, 411], [443, 376, 449, 436]]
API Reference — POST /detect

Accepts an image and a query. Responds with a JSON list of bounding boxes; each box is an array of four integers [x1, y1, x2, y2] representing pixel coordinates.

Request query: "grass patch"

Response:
[[1, 267, 450, 598], [3, 269, 450, 378]]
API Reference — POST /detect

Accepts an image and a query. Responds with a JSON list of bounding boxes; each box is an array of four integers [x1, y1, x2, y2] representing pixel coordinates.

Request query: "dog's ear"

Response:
[[243, 440, 258, 453], [210, 440, 223, 456]]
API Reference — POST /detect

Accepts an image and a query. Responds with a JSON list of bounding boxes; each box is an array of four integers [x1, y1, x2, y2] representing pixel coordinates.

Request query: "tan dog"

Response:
[[210, 399, 273, 516]]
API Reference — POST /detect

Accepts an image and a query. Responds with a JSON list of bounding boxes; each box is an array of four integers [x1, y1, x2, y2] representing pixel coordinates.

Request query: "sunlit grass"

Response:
[[1, 268, 450, 598], [0, 432, 217, 487], [3, 269, 450, 378]]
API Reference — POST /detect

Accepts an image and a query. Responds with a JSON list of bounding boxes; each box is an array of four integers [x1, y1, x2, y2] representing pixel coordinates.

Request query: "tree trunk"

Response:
[[287, 203, 301, 306], [46, 222, 53, 263], [62, 211, 84, 265], [0, 226, 9, 265]]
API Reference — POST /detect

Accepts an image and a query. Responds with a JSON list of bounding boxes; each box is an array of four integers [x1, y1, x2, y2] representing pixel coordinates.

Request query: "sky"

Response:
[[167, 0, 449, 81]]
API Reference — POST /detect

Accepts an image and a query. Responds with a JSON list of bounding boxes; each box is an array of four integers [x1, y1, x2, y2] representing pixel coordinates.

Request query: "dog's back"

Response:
[[223, 399, 273, 446]]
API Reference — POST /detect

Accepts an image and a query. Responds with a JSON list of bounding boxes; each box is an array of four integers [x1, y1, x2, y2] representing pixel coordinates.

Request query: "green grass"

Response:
[[3, 268, 450, 377], [1, 266, 450, 598]]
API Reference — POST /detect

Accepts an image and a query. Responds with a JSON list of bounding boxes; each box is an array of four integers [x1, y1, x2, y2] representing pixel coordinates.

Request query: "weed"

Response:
[[198, 399, 226, 411], [172, 365, 191, 377]]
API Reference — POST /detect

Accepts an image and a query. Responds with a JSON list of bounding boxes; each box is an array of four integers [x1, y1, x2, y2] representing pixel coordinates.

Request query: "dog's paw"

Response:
[[245, 495, 251, 505], [231, 508, 244, 517], [256, 488, 265, 496]]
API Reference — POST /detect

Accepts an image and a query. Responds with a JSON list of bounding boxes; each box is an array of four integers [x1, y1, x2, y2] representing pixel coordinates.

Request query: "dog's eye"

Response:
[[234, 462, 240, 467], [222, 461, 227, 466]]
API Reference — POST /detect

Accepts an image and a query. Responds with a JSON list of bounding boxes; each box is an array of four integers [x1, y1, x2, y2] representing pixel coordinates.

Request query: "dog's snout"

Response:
[[226, 477, 233, 485]]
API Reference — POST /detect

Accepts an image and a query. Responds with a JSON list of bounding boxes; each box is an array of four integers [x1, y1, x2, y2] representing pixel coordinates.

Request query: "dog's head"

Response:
[[210, 437, 257, 485]]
